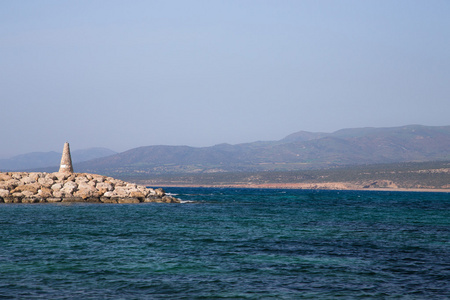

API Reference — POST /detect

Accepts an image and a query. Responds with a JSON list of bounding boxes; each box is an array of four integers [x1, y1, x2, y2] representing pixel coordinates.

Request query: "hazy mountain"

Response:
[[71, 148, 118, 163], [280, 131, 328, 143], [74, 125, 450, 176], [0, 147, 117, 171]]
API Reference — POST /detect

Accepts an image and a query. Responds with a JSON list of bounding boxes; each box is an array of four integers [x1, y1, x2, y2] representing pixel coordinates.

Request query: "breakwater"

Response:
[[0, 172, 180, 204]]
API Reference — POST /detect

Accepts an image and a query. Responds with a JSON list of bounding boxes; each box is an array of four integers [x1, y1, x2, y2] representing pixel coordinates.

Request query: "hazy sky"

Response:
[[1, 1, 449, 157]]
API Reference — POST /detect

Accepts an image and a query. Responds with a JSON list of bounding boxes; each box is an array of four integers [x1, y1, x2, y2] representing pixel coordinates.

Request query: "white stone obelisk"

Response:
[[59, 142, 74, 173]]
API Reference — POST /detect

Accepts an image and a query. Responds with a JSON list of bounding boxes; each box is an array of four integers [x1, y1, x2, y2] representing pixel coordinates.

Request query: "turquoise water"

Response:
[[0, 188, 449, 299]]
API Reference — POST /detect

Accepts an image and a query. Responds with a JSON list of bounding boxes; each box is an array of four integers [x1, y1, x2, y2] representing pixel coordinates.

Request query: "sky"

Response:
[[1, 0, 449, 158]]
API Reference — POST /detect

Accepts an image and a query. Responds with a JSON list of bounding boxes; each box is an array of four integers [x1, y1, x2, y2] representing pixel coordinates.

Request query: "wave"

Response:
[[179, 200, 196, 203]]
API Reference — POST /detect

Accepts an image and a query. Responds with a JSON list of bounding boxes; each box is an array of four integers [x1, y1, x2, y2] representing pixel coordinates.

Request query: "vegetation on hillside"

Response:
[[118, 160, 450, 189], [74, 125, 450, 176]]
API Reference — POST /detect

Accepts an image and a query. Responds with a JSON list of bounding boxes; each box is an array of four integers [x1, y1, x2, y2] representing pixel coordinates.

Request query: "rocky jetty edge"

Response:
[[0, 172, 180, 204]]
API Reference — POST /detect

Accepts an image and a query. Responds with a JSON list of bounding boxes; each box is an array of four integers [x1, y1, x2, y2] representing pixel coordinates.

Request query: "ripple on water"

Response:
[[0, 189, 449, 298]]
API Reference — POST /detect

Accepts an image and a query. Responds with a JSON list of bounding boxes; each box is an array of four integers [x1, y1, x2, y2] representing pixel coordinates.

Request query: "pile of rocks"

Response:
[[0, 172, 180, 204]]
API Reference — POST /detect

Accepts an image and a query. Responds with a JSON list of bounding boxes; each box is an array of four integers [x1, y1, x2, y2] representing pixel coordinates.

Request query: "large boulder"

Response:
[[100, 197, 118, 203], [61, 181, 78, 196], [38, 177, 54, 187], [0, 189, 10, 198], [154, 188, 165, 197], [118, 197, 140, 204], [0, 179, 20, 190], [96, 182, 113, 194], [20, 173, 40, 184], [38, 187, 53, 198], [12, 182, 41, 194], [0, 173, 12, 181], [74, 182, 100, 199]]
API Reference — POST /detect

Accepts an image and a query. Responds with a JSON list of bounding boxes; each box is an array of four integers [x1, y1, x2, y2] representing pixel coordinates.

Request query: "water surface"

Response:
[[1, 188, 449, 299]]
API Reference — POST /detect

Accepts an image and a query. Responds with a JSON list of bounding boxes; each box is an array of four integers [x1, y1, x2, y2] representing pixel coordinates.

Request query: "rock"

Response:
[[51, 183, 63, 190], [0, 189, 10, 198], [67, 174, 77, 182], [0, 171, 180, 205], [96, 182, 113, 192], [21, 191, 35, 198], [61, 197, 84, 203], [0, 179, 20, 190], [162, 196, 181, 203], [11, 173, 23, 180], [74, 182, 100, 199], [0, 173, 12, 181], [155, 188, 165, 197], [113, 187, 130, 197], [61, 181, 78, 196], [12, 183, 41, 194], [100, 197, 118, 203], [38, 187, 53, 198], [75, 175, 89, 184], [3, 197, 15, 203], [137, 186, 150, 197], [130, 191, 145, 199], [45, 173, 58, 180], [103, 191, 114, 198], [38, 177, 54, 187], [21, 173, 40, 184], [46, 197, 62, 203], [53, 190, 63, 198], [93, 175, 104, 183], [118, 197, 140, 204], [22, 197, 40, 203], [54, 172, 69, 181], [113, 181, 125, 187], [85, 197, 101, 203]]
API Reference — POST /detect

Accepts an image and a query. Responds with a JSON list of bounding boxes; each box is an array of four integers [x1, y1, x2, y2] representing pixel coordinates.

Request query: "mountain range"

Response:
[[76, 124, 450, 176], [2, 125, 449, 176]]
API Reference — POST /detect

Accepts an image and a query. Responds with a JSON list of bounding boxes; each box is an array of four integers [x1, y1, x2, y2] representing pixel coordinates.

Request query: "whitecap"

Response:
[[179, 200, 196, 203]]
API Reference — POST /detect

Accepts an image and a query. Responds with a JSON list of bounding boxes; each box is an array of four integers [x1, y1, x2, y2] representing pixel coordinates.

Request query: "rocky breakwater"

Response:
[[0, 172, 180, 204]]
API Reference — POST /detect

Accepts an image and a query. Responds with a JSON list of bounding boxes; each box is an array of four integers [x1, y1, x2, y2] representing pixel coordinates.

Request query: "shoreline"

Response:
[[149, 183, 450, 193]]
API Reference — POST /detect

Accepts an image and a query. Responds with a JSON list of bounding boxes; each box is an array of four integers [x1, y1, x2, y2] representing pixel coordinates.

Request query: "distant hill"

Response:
[[0, 147, 117, 171], [130, 160, 450, 190], [74, 125, 450, 176]]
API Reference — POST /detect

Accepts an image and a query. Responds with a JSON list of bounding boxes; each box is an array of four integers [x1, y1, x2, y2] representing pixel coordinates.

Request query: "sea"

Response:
[[0, 188, 449, 299]]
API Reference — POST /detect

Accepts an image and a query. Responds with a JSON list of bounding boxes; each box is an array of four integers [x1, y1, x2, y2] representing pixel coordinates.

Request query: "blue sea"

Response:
[[0, 188, 449, 299]]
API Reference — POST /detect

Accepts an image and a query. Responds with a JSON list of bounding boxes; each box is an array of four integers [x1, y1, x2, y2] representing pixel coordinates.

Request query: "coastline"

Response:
[[152, 183, 450, 193]]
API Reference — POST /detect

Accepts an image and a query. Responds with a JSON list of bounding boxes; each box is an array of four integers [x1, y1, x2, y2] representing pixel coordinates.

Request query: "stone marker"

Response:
[[0, 142, 181, 204], [59, 142, 74, 173]]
